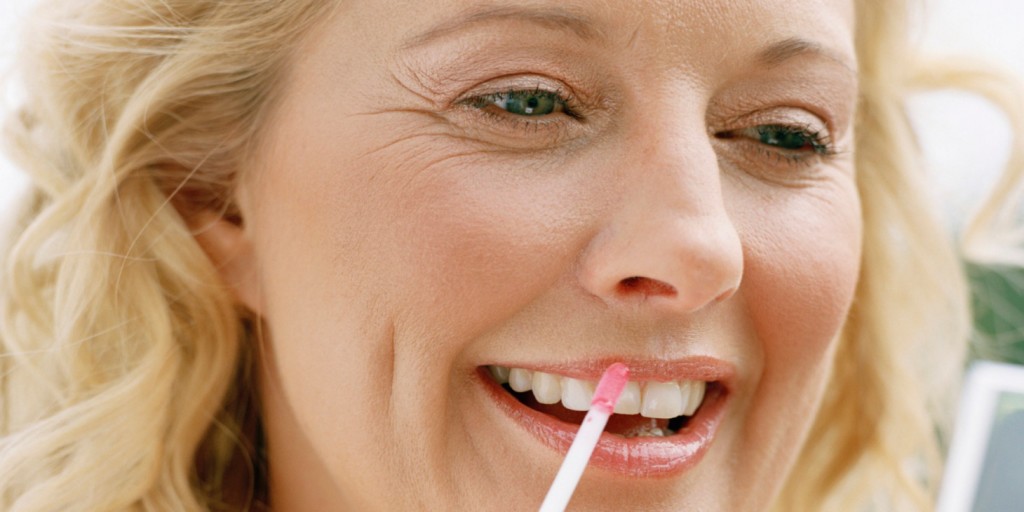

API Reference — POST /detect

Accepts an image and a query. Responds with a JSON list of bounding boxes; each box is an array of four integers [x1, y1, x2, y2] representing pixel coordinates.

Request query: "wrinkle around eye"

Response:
[[715, 142, 855, 191], [378, 64, 592, 152], [346, 102, 583, 169], [387, 57, 454, 109], [357, 133, 538, 192], [390, 34, 609, 107], [344, 115, 535, 184], [352, 124, 479, 164], [388, 49, 511, 110]]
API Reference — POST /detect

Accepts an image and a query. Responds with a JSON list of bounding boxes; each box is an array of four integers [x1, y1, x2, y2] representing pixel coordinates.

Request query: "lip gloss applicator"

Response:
[[538, 362, 630, 512]]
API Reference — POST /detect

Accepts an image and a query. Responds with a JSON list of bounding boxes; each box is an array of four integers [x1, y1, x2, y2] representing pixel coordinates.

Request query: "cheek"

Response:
[[732, 179, 862, 427], [723, 178, 861, 494], [738, 183, 862, 363], [378, 153, 600, 339]]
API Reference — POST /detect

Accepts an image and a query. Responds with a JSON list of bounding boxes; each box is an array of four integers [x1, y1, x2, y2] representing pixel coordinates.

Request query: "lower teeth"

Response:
[[621, 420, 674, 438]]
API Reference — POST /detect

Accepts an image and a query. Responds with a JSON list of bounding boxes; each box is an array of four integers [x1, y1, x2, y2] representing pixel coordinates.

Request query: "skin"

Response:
[[199, 0, 860, 509]]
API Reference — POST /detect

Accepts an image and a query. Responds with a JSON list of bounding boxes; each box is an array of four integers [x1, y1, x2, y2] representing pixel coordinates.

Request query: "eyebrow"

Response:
[[402, 5, 603, 49], [757, 37, 857, 73]]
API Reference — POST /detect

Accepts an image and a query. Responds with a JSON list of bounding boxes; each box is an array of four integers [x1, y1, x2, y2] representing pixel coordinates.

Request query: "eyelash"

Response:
[[715, 124, 838, 167], [460, 86, 583, 132], [460, 86, 838, 168]]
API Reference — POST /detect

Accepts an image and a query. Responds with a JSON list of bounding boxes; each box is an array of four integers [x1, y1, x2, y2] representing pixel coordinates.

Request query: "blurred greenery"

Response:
[[967, 263, 1024, 365]]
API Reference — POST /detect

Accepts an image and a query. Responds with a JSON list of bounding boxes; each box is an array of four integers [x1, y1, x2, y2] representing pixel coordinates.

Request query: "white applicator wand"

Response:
[[539, 362, 630, 512]]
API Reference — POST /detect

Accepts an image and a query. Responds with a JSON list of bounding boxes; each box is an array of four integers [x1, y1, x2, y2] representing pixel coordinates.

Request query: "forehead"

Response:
[[362, 0, 856, 70]]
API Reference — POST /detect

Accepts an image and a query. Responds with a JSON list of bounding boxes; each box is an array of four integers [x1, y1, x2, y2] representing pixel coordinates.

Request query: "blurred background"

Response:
[[1, 0, 1023, 363]]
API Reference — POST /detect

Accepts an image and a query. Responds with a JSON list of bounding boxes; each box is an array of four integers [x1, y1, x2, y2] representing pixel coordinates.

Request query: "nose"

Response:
[[578, 119, 743, 314]]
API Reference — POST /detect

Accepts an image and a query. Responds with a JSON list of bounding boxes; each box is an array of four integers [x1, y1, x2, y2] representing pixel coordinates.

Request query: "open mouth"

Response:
[[486, 365, 716, 438], [477, 359, 731, 477]]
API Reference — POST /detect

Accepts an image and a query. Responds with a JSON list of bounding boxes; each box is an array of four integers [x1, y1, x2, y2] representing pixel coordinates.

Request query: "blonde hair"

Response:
[[776, 1, 1024, 510], [0, 0, 1020, 511], [1, 1, 337, 510]]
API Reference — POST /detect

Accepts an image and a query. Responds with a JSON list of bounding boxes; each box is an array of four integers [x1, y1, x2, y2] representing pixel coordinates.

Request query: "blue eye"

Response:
[[714, 122, 838, 169], [499, 90, 561, 116], [749, 125, 830, 155], [471, 89, 569, 117]]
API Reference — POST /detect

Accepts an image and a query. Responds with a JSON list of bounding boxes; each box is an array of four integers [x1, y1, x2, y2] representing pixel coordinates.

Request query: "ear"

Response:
[[187, 209, 265, 316]]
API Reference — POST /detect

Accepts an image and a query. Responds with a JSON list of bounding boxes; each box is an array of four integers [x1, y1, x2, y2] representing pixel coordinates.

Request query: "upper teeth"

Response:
[[488, 365, 707, 420]]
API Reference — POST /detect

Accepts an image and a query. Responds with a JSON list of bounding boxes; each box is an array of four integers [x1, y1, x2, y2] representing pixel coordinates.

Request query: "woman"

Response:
[[1, 0, 1021, 510]]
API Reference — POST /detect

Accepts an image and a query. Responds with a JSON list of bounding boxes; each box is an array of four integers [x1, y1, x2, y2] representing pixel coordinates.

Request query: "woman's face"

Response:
[[230, 0, 859, 509]]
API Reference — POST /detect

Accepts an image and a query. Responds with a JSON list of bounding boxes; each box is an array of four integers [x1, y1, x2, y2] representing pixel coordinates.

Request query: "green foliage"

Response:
[[968, 263, 1024, 365]]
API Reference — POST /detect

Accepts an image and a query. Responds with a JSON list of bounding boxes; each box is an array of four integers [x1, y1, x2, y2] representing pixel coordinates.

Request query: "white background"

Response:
[[2, 0, 1024, 228]]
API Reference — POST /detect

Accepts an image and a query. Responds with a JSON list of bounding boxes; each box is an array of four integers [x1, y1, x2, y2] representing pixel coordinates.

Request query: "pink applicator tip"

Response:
[[538, 362, 631, 512], [590, 362, 630, 414]]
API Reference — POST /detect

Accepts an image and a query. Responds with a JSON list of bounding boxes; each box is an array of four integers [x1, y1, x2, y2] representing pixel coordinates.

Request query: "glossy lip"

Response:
[[478, 357, 733, 478]]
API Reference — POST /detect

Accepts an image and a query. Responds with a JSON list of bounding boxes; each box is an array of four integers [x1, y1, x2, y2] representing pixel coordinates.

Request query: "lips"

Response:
[[478, 357, 732, 478]]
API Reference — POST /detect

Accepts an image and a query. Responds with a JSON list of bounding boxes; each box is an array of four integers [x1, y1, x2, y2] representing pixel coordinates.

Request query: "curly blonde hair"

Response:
[[1, 1, 337, 510], [1, 0, 1021, 510]]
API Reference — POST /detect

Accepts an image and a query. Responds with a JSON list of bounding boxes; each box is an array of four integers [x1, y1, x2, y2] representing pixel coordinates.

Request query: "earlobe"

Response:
[[188, 209, 265, 316]]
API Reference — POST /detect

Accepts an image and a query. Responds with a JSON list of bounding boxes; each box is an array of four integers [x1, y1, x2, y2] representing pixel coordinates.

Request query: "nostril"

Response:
[[617, 276, 677, 298]]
